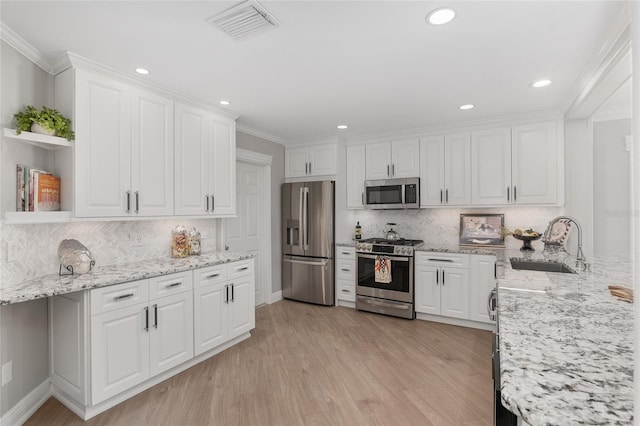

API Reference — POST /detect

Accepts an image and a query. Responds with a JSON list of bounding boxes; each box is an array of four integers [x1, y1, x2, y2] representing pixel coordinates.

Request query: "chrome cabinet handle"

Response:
[[114, 293, 134, 301], [166, 282, 182, 288], [231, 284, 235, 302], [436, 270, 439, 285], [507, 187, 510, 202], [341, 268, 351, 272], [205, 194, 210, 212], [308, 162, 312, 174], [445, 189, 449, 204], [211, 195, 215, 212], [144, 306, 149, 331], [428, 258, 454, 262], [237, 266, 249, 272], [341, 289, 351, 293], [361, 192, 364, 205], [387, 165, 390, 177], [135, 191, 139, 213], [440, 190, 443, 204], [391, 164, 395, 177], [442, 269, 445, 285], [126, 191, 131, 213], [225, 284, 229, 304], [206, 273, 220, 279], [153, 304, 158, 328], [514, 186, 517, 202]]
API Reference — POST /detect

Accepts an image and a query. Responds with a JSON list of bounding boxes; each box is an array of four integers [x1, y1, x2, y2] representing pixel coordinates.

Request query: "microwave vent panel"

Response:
[[206, 0, 280, 41]]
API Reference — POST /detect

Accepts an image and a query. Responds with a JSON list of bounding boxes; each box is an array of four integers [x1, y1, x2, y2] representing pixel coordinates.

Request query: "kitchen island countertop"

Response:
[[498, 250, 633, 425], [0, 252, 255, 306]]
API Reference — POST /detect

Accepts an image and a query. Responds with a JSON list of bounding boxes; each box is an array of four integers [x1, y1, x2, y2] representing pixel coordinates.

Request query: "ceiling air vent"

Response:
[[207, 0, 280, 41]]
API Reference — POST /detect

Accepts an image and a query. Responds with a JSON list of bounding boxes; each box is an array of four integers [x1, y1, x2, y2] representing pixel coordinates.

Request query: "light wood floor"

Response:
[[26, 300, 493, 425]]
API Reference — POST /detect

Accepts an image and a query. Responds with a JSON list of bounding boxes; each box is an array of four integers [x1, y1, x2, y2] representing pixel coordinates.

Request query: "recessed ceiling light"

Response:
[[219, 100, 230, 106], [337, 125, 348, 130], [135, 68, 149, 75], [531, 79, 552, 88], [459, 104, 474, 110], [427, 8, 456, 25]]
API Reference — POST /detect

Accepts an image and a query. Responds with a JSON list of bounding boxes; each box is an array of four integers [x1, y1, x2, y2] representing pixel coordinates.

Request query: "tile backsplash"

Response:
[[352, 206, 563, 250], [1, 219, 217, 286]]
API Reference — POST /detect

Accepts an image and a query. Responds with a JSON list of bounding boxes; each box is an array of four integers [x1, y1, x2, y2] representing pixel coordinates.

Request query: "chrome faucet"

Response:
[[543, 216, 587, 267]]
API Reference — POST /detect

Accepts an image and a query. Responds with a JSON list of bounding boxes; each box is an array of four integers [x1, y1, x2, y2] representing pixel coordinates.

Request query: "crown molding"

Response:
[[54, 51, 239, 121], [236, 124, 287, 145], [346, 110, 563, 144], [236, 148, 273, 165], [563, 4, 631, 118], [0, 22, 54, 74]]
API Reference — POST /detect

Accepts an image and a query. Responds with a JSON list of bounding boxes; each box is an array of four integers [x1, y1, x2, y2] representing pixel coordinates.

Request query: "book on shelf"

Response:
[[16, 165, 61, 212], [34, 173, 61, 212], [16, 164, 24, 211]]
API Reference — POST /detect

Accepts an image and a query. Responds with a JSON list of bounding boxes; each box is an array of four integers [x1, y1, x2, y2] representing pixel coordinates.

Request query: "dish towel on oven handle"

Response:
[[374, 255, 392, 284]]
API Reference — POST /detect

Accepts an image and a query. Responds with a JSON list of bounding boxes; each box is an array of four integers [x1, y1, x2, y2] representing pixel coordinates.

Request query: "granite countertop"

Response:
[[498, 250, 633, 425], [0, 252, 255, 306], [415, 244, 504, 256]]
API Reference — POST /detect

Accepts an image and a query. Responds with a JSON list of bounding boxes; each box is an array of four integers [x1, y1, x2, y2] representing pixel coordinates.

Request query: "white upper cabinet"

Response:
[[471, 127, 512, 205], [73, 69, 132, 217], [285, 143, 337, 178], [131, 89, 174, 216], [365, 139, 419, 180], [63, 69, 175, 218], [511, 121, 558, 204], [346, 145, 366, 208], [471, 121, 559, 206], [420, 133, 471, 206], [174, 102, 236, 217]]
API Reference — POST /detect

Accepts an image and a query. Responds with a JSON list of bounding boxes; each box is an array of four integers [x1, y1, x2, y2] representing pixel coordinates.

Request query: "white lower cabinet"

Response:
[[90, 272, 193, 404], [50, 259, 255, 419], [415, 252, 496, 326], [335, 246, 356, 303], [415, 252, 470, 320], [469, 255, 497, 324], [194, 259, 255, 356]]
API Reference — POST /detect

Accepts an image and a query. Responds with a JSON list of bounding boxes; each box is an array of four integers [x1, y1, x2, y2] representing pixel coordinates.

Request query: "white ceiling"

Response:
[[0, 1, 628, 143]]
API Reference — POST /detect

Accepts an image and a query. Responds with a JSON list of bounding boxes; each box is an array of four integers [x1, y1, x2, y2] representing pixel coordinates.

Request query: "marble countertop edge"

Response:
[[0, 252, 255, 306]]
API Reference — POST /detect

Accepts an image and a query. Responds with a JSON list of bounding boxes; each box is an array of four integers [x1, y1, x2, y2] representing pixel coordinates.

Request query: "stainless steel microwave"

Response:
[[364, 178, 420, 209]]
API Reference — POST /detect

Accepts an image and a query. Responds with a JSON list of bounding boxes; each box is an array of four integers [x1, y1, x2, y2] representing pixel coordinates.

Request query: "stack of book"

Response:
[[16, 165, 61, 212]]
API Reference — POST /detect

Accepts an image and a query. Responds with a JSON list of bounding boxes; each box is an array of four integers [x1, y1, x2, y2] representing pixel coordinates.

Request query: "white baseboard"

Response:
[[416, 312, 496, 332], [336, 300, 355, 309], [0, 379, 51, 426], [270, 290, 282, 304]]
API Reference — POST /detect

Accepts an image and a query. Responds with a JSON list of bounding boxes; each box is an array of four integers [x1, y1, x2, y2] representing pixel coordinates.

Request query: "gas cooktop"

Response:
[[355, 238, 424, 256]]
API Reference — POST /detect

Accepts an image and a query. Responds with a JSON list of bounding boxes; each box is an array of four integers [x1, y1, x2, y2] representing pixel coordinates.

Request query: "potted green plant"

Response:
[[14, 105, 75, 141]]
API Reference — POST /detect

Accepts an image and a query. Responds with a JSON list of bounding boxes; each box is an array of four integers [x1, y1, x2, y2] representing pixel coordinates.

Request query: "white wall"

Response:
[[593, 118, 632, 258], [0, 40, 53, 417], [235, 131, 285, 294]]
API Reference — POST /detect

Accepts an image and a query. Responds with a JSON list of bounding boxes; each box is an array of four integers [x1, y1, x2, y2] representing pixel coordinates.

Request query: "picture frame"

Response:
[[459, 213, 505, 247]]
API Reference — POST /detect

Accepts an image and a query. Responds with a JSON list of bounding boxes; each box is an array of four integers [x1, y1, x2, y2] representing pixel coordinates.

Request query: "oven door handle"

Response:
[[357, 253, 410, 262]]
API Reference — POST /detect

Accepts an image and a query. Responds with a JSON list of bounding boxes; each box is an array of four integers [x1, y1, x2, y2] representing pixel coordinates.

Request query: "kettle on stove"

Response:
[[385, 223, 400, 240]]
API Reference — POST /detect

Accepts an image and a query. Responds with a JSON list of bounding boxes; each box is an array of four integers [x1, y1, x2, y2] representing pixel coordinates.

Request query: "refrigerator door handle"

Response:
[[303, 187, 309, 250], [298, 186, 304, 251], [283, 257, 328, 267]]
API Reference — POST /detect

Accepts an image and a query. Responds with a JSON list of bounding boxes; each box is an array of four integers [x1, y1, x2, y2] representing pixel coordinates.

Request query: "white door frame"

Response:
[[220, 148, 273, 305]]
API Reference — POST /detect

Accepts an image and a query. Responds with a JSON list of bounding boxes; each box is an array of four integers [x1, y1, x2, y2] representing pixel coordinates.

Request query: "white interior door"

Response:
[[226, 161, 264, 305]]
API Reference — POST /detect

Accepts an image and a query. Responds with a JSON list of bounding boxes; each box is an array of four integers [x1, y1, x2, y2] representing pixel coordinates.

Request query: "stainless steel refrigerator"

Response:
[[282, 181, 335, 306]]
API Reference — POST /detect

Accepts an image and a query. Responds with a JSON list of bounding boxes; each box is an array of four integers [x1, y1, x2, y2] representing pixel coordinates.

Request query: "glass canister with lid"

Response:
[[188, 227, 201, 255], [171, 225, 189, 258]]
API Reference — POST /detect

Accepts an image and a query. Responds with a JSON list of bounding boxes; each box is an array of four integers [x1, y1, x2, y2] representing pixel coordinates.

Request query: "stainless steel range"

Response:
[[355, 238, 424, 319]]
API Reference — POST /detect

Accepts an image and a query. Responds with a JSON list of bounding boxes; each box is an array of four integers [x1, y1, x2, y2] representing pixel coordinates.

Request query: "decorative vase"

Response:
[[30, 122, 56, 136]]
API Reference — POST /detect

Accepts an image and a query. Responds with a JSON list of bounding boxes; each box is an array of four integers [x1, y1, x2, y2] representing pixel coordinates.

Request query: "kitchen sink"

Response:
[[509, 258, 577, 274]]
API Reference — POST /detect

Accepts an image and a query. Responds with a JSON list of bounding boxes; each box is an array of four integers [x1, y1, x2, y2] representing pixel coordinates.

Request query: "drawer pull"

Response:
[[166, 282, 182, 288], [341, 251, 351, 255], [206, 273, 220, 279], [341, 268, 351, 272], [341, 289, 351, 293], [428, 258, 454, 262], [236, 266, 249, 272], [114, 293, 134, 301]]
